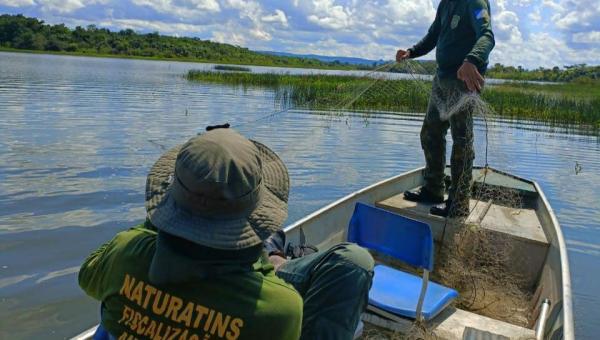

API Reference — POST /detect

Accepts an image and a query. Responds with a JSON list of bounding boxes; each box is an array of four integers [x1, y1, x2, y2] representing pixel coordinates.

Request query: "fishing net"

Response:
[[190, 61, 535, 338]]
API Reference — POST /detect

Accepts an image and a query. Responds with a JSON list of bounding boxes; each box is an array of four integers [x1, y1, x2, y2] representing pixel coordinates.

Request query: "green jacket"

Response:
[[409, 0, 495, 78], [79, 226, 303, 340]]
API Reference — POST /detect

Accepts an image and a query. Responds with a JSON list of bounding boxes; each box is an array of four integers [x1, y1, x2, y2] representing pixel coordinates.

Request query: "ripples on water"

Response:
[[0, 52, 599, 339]]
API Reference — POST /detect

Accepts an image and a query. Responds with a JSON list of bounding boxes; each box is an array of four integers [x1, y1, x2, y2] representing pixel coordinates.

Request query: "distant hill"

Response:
[[259, 50, 439, 74], [258, 50, 387, 66]]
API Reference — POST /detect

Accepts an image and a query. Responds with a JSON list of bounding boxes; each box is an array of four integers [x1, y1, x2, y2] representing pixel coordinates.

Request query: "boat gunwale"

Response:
[[533, 180, 575, 340], [283, 167, 424, 234]]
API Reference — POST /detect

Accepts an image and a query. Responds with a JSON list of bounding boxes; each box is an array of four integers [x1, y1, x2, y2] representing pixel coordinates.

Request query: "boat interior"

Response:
[[284, 167, 567, 339]]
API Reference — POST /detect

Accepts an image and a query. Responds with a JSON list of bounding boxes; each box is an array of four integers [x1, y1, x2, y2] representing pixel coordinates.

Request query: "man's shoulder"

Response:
[[249, 274, 303, 338], [112, 225, 157, 248], [106, 225, 157, 263], [250, 263, 303, 318], [254, 259, 303, 307], [262, 274, 302, 302]]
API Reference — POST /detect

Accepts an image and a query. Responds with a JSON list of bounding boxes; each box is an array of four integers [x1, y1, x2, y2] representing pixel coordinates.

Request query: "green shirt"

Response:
[[409, 0, 495, 78], [79, 226, 303, 340]]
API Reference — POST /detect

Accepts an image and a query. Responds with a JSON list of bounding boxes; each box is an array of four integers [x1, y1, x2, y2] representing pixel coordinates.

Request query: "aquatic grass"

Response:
[[214, 65, 251, 72], [186, 70, 431, 112], [186, 70, 600, 129], [483, 82, 600, 129]]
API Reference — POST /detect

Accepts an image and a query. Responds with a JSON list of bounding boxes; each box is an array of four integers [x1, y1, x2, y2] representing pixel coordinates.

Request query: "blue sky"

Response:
[[1, 0, 599, 68]]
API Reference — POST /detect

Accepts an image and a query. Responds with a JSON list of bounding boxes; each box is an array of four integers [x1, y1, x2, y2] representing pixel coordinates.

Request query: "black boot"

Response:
[[404, 188, 444, 204], [430, 200, 470, 218]]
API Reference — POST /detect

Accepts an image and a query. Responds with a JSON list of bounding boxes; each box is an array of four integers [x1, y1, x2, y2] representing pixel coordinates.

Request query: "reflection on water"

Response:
[[0, 52, 599, 339]]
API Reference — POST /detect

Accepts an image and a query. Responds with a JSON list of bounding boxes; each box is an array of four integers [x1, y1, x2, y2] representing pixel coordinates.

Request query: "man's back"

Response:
[[79, 226, 303, 340]]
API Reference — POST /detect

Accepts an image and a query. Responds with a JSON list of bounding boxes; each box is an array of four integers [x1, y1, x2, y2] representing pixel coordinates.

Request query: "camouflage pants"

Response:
[[421, 76, 475, 209], [277, 243, 374, 340]]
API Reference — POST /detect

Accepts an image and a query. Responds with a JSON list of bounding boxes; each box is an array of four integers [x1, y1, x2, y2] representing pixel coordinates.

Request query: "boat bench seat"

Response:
[[370, 264, 458, 321], [348, 202, 458, 321]]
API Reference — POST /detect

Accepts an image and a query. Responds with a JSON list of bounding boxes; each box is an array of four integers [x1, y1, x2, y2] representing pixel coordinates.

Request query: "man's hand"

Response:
[[269, 254, 288, 272], [396, 49, 411, 62], [457, 61, 485, 92]]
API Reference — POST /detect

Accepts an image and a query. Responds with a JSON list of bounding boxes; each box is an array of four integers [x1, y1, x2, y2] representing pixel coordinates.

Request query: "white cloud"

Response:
[[261, 9, 288, 27], [306, 0, 352, 30], [542, 0, 564, 12], [573, 31, 600, 44], [495, 11, 522, 43], [102, 18, 206, 35], [492, 31, 600, 68], [550, 0, 600, 31], [132, 0, 220, 18], [220, 0, 277, 42], [249, 27, 271, 41], [0, 0, 35, 6], [384, 0, 436, 26], [38, 0, 85, 13], [36, 0, 111, 14], [1, 0, 600, 67], [511, 0, 533, 6], [212, 29, 247, 46], [528, 7, 541, 23]]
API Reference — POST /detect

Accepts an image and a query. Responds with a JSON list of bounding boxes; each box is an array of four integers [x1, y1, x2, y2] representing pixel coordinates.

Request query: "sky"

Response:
[[1, 0, 599, 68]]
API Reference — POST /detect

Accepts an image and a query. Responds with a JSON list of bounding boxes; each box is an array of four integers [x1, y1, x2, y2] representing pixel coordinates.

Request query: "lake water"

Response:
[[0, 52, 598, 339]]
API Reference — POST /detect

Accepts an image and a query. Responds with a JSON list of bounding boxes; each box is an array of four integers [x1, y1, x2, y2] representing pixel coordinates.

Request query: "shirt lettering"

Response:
[[117, 273, 244, 340]]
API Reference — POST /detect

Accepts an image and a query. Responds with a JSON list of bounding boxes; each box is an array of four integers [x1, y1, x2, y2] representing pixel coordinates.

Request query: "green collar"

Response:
[[148, 232, 271, 285]]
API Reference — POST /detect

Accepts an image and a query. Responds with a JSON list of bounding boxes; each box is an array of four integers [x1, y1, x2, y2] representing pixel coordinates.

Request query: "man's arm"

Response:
[[78, 239, 114, 301], [465, 0, 495, 69], [407, 6, 442, 59]]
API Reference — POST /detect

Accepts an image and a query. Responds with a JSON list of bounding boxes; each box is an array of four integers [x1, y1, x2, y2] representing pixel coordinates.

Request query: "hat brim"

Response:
[[145, 140, 289, 250]]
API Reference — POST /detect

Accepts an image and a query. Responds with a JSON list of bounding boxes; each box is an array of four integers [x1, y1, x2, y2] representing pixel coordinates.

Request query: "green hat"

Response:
[[145, 129, 289, 250]]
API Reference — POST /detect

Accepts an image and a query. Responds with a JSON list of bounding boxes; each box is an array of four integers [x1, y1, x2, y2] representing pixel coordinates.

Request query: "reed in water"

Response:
[[187, 70, 600, 130]]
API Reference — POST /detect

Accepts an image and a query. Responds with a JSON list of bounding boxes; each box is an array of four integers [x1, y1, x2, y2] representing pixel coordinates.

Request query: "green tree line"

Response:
[[487, 63, 600, 83], [389, 60, 599, 83], [0, 14, 346, 68]]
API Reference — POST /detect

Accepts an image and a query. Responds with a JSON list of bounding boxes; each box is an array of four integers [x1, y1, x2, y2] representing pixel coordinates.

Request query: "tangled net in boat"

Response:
[[435, 220, 532, 326], [361, 321, 438, 340], [433, 90, 533, 327]]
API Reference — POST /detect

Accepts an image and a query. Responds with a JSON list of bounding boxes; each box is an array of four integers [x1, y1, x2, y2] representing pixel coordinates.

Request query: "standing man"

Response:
[[397, 0, 495, 217]]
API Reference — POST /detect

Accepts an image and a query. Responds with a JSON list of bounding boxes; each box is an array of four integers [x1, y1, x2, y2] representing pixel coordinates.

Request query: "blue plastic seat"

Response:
[[348, 202, 458, 321]]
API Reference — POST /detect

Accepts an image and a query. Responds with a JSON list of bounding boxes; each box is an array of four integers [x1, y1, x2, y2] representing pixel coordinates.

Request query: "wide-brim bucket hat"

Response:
[[145, 128, 289, 250]]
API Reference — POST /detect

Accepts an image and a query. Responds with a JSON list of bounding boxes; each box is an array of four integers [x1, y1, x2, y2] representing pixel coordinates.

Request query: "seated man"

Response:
[[79, 128, 374, 340]]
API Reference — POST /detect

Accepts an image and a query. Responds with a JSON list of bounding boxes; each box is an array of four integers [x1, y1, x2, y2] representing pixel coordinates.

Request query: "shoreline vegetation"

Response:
[[187, 71, 600, 129], [0, 14, 359, 70], [0, 46, 356, 71], [3, 14, 600, 82]]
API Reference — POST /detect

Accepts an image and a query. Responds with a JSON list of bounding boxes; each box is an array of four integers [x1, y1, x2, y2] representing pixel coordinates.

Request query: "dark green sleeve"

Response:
[[466, 0, 495, 68], [78, 226, 152, 301], [78, 238, 116, 301], [409, 5, 442, 58]]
